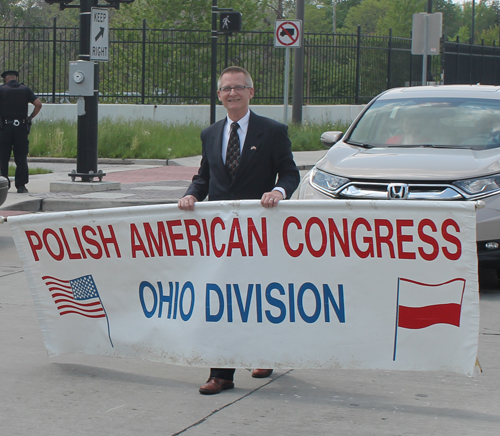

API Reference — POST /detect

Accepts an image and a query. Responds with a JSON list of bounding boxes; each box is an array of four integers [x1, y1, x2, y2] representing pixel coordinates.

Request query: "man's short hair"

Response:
[[218, 66, 253, 89]]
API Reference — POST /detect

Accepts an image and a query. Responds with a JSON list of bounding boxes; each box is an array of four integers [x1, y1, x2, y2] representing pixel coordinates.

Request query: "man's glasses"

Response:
[[219, 85, 252, 94]]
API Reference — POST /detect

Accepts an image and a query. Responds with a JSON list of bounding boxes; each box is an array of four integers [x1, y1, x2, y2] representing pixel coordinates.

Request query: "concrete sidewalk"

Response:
[[0, 150, 325, 214]]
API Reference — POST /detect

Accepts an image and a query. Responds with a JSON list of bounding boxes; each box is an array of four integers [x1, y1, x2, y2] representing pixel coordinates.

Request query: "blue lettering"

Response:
[[323, 284, 345, 323], [172, 281, 180, 319], [234, 284, 253, 322], [139, 281, 158, 318], [226, 284, 233, 322], [288, 283, 295, 322], [206, 283, 224, 322], [159, 281, 173, 318], [256, 283, 263, 323], [179, 281, 195, 321], [265, 282, 286, 324], [297, 283, 321, 323]]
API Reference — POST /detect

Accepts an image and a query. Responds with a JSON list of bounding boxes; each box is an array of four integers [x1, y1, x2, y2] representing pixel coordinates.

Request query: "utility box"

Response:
[[68, 60, 95, 96]]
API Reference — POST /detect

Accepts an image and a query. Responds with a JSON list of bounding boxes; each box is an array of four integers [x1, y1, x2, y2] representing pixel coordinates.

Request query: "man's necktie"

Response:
[[225, 122, 240, 180]]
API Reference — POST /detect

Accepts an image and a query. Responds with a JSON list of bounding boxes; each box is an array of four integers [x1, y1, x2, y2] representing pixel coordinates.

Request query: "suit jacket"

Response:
[[184, 111, 300, 202]]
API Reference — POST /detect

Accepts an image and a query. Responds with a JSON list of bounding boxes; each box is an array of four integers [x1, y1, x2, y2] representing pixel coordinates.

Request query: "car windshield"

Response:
[[348, 96, 500, 150]]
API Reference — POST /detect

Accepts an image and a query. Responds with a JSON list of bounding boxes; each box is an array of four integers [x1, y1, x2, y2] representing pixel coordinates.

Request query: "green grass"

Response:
[[28, 118, 350, 159], [8, 165, 53, 176]]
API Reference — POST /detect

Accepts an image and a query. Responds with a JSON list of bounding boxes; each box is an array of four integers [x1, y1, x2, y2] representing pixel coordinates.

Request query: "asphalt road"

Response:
[[1, 219, 500, 436]]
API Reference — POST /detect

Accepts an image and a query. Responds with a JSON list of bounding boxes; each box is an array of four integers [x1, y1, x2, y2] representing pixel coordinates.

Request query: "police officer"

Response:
[[0, 70, 42, 193]]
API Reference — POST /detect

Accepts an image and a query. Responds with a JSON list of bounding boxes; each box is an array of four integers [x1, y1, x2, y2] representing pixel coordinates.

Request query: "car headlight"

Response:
[[310, 167, 350, 194], [454, 175, 500, 197]]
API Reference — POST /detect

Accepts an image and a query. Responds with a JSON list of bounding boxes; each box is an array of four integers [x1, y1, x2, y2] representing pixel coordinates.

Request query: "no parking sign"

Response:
[[275, 20, 302, 48]]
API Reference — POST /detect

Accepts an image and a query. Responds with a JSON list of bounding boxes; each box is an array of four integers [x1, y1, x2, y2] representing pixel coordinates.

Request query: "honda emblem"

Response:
[[388, 183, 409, 199]]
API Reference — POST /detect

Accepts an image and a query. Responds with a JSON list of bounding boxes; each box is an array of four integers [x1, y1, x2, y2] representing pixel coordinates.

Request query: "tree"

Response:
[[340, 0, 389, 35]]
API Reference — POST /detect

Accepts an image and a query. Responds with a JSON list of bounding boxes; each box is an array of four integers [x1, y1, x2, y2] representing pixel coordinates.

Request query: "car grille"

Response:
[[338, 182, 464, 200]]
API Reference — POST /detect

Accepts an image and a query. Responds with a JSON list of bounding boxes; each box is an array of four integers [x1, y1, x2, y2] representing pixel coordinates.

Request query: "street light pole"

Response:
[[471, 0, 475, 44], [317, 2, 336, 35]]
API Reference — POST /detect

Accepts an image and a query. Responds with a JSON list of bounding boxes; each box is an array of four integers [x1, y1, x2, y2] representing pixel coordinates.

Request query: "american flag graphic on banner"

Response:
[[42, 274, 114, 347], [43, 275, 106, 318]]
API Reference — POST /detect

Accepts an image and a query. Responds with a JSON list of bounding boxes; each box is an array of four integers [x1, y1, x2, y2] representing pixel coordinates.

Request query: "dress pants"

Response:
[[210, 368, 236, 381]]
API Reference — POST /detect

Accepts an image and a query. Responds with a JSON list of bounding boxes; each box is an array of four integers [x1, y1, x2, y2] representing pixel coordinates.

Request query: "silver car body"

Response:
[[298, 85, 500, 270]]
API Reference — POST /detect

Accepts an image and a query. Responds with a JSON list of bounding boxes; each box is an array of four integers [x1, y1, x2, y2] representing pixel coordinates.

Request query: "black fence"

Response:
[[0, 20, 496, 106]]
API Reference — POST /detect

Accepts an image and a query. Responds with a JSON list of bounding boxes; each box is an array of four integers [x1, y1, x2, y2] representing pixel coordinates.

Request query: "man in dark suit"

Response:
[[178, 66, 300, 395]]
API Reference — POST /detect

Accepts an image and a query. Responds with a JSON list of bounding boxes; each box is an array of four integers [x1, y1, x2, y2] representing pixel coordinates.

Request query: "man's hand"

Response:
[[261, 190, 284, 208], [178, 195, 197, 211]]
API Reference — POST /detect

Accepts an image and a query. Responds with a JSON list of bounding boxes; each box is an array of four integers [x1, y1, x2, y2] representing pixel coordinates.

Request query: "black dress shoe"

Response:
[[251, 368, 273, 378], [16, 186, 28, 193], [199, 377, 234, 395]]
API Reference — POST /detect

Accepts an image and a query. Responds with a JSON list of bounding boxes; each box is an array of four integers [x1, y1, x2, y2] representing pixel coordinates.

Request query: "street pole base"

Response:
[[68, 170, 106, 182]]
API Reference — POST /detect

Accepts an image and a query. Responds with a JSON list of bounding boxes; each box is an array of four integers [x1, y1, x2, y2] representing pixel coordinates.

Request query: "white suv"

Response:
[[298, 85, 500, 281]]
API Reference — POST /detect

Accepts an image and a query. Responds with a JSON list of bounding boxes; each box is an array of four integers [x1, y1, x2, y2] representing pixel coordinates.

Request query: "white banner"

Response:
[[8, 200, 480, 375]]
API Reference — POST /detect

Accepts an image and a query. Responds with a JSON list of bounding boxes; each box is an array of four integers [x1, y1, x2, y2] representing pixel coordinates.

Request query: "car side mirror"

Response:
[[320, 131, 343, 148]]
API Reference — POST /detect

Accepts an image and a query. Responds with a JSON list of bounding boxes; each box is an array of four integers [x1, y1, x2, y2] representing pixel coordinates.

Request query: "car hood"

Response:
[[316, 142, 500, 181]]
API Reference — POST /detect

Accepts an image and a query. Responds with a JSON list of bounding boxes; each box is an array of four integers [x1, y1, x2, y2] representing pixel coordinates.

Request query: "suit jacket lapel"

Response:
[[234, 112, 263, 182], [208, 119, 226, 167]]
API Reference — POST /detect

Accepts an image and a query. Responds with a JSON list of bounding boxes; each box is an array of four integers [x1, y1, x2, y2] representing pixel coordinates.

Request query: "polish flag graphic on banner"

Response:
[[397, 278, 466, 329], [393, 277, 466, 361]]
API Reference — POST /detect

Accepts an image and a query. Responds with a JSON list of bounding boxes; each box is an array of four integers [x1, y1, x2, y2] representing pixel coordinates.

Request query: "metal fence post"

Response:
[[142, 19, 146, 105], [481, 39, 484, 84], [387, 28, 392, 89], [52, 17, 57, 102], [355, 25, 361, 104], [494, 40, 497, 85], [469, 38, 473, 85]]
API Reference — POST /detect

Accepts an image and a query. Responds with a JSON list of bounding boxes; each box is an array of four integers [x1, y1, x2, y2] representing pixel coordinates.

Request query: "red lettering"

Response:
[[283, 216, 303, 257], [82, 225, 103, 259], [59, 228, 82, 260], [210, 217, 226, 258], [97, 225, 121, 258], [305, 217, 327, 258], [441, 219, 461, 260], [25, 230, 42, 261], [248, 217, 267, 256], [42, 229, 64, 261], [227, 218, 247, 257], [418, 219, 439, 261], [130, 223, 149, 258], [201, 219, 211, 256], [351, 218, 374, 258], [167, 220, 187, 256], [184, 219, 203, 256], [396, 220, 416, 259], [73, 227, 87, 259], [374, 219, 395, 258], [144, 222, 171, 257], [328, 218, 350, 257]]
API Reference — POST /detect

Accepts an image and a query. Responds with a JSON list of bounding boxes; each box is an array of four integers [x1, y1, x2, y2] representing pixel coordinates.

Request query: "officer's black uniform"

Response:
[[0, 71, 39, 191]]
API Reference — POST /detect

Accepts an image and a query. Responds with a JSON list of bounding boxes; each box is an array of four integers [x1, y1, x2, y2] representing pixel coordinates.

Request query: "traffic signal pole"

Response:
[[77, 0, 99, 182], [46, 0, 130, 182]]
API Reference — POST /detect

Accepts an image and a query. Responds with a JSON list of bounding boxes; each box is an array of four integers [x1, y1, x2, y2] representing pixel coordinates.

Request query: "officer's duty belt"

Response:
[[3, 119, 27, 126]]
